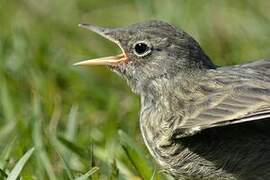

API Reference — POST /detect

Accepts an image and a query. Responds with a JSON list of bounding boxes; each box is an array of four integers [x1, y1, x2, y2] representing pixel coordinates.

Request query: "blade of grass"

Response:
[[57, 151, 74, 180], [61, 105, 79, 163], [75, 167, 99, 180], [57, 136, 88, 159], [109, 159, 119, 180], [0, 136, 16, 170], [0, 80, 16, 143], [32, 94, 57, 180], [0, 79, 16, 122], [65, 104, 78, 141], [118, 130, 153, 179], [0, 168, 8, 178], [150, 166, 157, 180], [0, 123, 16, 145], [88, 142, 100, 180], [6, 147, 35, 180]]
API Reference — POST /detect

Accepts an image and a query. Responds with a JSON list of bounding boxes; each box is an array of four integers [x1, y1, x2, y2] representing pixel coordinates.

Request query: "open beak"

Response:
[[74, 24, 128, 66]]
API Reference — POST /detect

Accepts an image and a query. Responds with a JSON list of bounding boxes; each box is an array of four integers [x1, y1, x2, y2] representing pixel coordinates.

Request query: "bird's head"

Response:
[[75, 20, 215, 94]]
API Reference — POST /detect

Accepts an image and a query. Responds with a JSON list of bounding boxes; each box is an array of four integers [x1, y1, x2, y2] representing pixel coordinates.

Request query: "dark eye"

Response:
[[133, 41, 152, 57]]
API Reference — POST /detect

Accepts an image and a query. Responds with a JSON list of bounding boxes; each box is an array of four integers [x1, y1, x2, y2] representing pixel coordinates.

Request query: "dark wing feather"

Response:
[[173, 60, 270, 138]]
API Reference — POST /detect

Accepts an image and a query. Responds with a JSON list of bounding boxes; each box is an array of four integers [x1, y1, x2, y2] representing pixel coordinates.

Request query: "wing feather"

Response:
[[172, 67, 270, 138]]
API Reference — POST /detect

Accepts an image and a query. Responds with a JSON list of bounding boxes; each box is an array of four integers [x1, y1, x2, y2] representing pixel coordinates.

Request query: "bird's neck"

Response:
[[139, 68, 205, 137], [140, 69, 204, 102], [138, 70, 207, 168]]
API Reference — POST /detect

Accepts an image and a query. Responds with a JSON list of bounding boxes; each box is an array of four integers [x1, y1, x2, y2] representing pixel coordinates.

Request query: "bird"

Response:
[[74, 20, 270, 180]]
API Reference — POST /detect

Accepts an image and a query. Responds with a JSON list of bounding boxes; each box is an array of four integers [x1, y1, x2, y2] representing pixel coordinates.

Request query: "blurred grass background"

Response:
[[0, 0, 270, 179]]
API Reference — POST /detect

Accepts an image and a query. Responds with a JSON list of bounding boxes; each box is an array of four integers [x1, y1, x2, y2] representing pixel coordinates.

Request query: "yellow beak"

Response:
[[73, 54, 126, 66]]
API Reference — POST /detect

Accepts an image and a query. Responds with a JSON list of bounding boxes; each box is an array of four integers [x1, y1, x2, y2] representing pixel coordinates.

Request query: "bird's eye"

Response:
[[133, 41, 152, 57]]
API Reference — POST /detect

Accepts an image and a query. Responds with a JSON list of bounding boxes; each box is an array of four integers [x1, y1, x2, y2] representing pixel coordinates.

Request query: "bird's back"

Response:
[[218, 59, 270, 82], [239, 59, 270, 70]]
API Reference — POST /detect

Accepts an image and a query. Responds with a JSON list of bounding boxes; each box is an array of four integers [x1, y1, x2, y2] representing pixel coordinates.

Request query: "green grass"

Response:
[[0, 0, 270, 179]]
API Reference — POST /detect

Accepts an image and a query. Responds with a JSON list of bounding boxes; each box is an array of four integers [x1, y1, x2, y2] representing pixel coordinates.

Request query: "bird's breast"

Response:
[[139, 98, 232, 178], [139, 101, 184, 169]]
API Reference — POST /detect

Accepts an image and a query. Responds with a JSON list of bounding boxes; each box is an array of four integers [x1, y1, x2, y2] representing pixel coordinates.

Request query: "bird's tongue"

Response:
[[74, 53, 126, 66]]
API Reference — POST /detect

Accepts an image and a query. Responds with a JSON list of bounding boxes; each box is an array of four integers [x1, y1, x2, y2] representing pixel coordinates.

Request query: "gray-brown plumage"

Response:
[[75, 20, 270, 180]]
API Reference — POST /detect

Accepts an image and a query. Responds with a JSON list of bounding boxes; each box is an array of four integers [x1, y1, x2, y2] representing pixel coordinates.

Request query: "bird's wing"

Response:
[[240, 59, 270, 70], [172, 78, 270, 138]]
